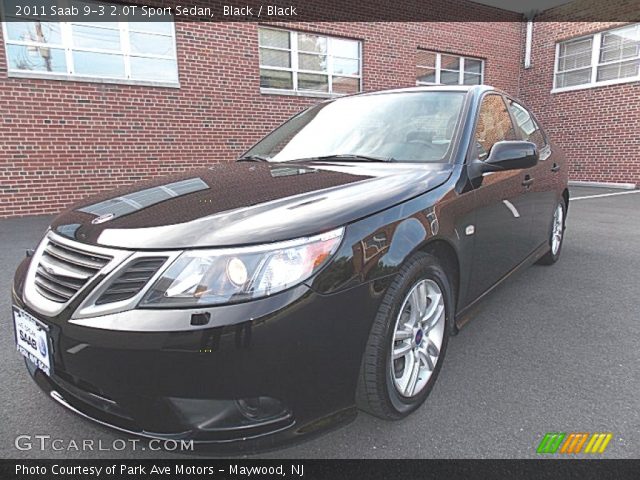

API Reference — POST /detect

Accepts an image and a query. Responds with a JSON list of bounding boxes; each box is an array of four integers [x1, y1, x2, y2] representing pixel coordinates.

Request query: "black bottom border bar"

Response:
[[2, 459, 640, 480]]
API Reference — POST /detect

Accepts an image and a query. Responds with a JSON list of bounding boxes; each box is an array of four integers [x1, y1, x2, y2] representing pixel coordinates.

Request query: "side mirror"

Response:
[[482, 140, 539, 172]]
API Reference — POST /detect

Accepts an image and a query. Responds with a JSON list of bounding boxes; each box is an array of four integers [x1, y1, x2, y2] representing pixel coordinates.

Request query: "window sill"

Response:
[[551, 76, 639, 94], [260, 88, 349, 99], [7, 71, 180, 89]]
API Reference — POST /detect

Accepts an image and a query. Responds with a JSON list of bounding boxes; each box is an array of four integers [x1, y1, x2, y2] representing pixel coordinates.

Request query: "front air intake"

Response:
[[95, 257, 167, 305]]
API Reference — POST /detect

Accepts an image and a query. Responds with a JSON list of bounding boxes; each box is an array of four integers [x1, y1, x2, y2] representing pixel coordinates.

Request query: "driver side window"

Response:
[[474, 94, 517, 160], [506, 100, 547, 150]]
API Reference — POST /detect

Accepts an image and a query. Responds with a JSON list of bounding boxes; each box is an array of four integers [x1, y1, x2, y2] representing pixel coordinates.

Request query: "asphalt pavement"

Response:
[[1, 187, 638, 459]]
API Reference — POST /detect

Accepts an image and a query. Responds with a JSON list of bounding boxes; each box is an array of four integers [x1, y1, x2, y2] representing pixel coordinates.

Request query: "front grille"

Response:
[[95, 257, 167, 305], [33, 237, 112, 303]]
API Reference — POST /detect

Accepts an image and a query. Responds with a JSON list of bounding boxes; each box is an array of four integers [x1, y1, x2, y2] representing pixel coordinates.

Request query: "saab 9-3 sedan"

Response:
[[12, 85, 568, 450]]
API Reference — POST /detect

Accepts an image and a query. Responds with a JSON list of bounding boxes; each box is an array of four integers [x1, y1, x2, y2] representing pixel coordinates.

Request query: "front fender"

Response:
[[308, 178, 475, 311]]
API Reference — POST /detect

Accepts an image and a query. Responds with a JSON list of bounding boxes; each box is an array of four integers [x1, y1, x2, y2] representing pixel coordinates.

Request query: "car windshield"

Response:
[[243, 91, 466, 163]]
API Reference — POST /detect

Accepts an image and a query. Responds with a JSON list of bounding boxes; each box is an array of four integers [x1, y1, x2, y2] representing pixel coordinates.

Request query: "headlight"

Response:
[[140, 228, 344, 307]]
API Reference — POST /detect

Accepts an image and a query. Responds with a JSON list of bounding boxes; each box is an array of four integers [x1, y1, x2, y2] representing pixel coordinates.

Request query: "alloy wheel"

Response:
[[551, 203, 564, 255], [390, 279, 446, 398]]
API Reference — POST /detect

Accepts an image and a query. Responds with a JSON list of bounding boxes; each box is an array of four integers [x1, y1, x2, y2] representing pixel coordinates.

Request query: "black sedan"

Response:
[[11, 85, 568, 450]]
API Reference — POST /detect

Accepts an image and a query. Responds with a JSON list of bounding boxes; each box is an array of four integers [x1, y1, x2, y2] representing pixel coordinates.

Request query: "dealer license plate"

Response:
[[13, 306, 51, 376]]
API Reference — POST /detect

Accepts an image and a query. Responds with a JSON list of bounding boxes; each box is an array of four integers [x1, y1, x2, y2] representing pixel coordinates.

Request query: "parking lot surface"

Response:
[[1, 187, 638, 459]]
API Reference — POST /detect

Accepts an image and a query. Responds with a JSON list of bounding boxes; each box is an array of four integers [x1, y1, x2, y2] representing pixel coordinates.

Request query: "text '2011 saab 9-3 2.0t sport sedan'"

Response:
[[12, 85, 568, 450]]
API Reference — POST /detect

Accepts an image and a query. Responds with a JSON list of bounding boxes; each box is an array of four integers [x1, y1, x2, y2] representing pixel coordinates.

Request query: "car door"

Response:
[[506, 98, 558, 249], [467, 93, 537, 301]]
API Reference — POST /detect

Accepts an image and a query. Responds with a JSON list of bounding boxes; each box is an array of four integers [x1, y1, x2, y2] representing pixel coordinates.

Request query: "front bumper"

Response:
[[12, 257, 385, 450]]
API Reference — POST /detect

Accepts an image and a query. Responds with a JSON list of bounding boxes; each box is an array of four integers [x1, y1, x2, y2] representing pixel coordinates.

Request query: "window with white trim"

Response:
[[416, 50, 484, 86], [554, 23, 640, 91], [1, 1, 178, 85], [258, 27, 362, 95]]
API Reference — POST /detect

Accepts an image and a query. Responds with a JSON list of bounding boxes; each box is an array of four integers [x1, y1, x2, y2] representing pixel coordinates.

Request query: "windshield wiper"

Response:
[[295, 154, 395, 163], [237, 155, 271, 162]]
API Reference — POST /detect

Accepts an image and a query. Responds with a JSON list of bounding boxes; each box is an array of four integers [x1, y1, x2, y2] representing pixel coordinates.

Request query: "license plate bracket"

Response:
[[13, 306, 52, 377]]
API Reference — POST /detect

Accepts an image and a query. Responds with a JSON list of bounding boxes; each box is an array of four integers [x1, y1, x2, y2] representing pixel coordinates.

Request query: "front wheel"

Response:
[[536, 199, 566, 265], [356, 253, 452, 420]]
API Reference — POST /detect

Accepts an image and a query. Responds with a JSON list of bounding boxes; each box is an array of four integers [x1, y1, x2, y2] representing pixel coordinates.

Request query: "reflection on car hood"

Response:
[[51, 161, 453, 249]]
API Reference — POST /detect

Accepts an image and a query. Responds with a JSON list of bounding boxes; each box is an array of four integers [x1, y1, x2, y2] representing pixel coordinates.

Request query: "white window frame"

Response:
[[416, 51, 484, 86], [259, 27, 362, 98], [552, 23, 640, 94], [1, 1, 179, 88]]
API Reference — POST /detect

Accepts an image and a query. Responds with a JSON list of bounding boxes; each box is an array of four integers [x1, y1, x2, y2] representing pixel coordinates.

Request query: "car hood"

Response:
[[51, 161, 453, 249]]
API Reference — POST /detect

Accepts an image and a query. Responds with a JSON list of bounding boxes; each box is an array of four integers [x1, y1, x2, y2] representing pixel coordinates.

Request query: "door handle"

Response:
[[551, 163, 561, 172], [522, 175, 534, 188]]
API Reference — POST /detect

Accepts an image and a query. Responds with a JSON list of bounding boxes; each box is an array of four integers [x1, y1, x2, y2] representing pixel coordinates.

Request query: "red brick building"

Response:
[[520, 19, 640, 186], [0, 1, 638, 218]]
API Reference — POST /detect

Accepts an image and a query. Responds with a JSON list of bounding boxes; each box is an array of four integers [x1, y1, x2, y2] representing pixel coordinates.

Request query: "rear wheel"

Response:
[[537, 199, 566, 265], [356, 253, 452, 420]]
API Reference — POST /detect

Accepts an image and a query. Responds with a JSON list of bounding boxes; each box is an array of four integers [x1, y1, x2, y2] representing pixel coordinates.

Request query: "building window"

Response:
[[416, 50, 483, 86], [258, 27, 362, 96], [2, 2, 178, 86], [554, 23, 640, 91]]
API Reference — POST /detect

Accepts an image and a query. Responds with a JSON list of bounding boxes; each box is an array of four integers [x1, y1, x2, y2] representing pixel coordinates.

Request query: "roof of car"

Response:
[[360, 84, 495, 96], [313, 84, 505, 107]]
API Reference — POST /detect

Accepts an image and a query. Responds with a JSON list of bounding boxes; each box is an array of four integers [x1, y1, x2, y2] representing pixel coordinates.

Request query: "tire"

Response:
[[356, 252, 453, 420], [536, 199, 566, 266]]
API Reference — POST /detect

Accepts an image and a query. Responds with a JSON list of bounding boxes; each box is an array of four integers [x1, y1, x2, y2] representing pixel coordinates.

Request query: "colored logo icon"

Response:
[[537, 432, 613, 454], [37, 336, 47, 357]]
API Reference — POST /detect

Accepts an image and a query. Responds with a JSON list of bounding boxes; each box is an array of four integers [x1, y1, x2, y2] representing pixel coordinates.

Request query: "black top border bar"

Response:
[[1, 0, 639, 22]]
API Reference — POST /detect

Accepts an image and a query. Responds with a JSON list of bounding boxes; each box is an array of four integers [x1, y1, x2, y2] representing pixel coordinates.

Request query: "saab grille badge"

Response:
[[91, 213, 115, 225]]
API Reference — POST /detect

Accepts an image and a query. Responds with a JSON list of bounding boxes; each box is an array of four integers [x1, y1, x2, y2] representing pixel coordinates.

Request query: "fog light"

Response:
[[168, 396, 292, 436], [236, 397, 287, 421]]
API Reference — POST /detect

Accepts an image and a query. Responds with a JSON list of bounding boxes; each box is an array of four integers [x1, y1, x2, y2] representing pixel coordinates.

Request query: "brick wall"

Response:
[[0, 16, 523, 218], [518, 19, 640, 186]]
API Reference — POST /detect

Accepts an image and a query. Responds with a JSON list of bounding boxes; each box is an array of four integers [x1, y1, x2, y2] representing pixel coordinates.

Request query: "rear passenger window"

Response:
[[474, 94, 518, 160], [507, 100, 547, 150]]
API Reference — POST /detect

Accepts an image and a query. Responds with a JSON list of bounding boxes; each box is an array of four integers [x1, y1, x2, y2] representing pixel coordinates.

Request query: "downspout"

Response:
[[524, 17, 534, 69], [519, 11, 537, 98]]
